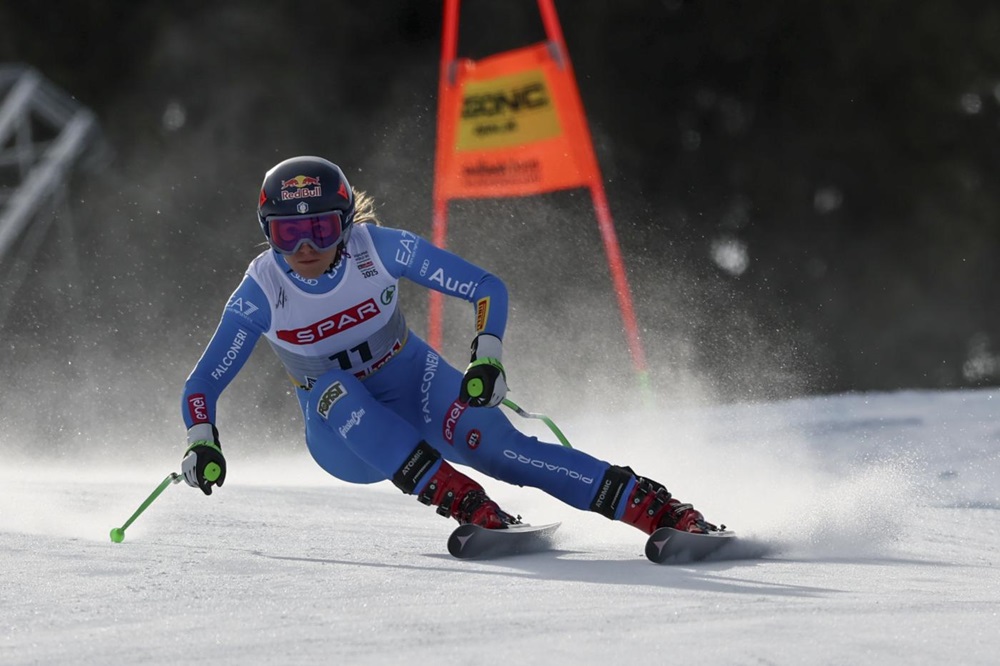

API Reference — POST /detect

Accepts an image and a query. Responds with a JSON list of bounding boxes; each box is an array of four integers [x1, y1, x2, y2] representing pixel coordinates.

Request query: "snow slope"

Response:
[[2, 389, 998, 665]]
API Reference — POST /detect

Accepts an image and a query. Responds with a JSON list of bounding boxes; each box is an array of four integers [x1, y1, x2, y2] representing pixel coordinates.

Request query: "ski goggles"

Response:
[[266, 211, 345, 255]]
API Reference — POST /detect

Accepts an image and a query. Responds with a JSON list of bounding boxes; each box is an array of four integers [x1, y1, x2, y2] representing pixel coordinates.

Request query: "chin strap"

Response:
[[326, 242, 349, 274]]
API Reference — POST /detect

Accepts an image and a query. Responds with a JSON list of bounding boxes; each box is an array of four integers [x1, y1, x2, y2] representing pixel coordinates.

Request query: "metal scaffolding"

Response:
[[0, 64, 107, 323]]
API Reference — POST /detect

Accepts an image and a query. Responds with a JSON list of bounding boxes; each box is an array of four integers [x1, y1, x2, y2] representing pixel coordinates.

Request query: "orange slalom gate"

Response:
[[431, 0, 648, 386]]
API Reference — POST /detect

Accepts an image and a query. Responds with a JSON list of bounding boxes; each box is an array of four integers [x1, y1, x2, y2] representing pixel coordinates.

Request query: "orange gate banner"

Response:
[[434, 42, 602, 201], [430, 0, 649, 387]]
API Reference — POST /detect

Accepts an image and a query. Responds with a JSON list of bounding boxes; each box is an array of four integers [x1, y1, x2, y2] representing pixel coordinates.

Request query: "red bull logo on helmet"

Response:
[[280, 174, 322, 200]]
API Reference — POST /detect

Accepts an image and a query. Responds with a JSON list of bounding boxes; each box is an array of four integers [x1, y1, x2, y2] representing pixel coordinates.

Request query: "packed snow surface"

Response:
[[3, 389, 998, 664]]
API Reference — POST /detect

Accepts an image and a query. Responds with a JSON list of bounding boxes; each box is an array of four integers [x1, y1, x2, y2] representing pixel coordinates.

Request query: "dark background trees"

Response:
[[2, 0, 999, 450]]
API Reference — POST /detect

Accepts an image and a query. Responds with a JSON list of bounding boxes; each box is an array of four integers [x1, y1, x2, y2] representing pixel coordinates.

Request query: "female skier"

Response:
[[180, 155, 716, 536]]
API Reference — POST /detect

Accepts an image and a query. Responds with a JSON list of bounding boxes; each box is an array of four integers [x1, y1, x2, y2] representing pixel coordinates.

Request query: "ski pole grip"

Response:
[[204, 462, 222, 483], [466, 377, 484, 398]]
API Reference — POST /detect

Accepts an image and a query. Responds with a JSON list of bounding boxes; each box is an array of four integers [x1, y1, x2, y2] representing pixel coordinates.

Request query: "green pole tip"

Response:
[[467, 378, 484, 397], [109, 527, 125, 543]]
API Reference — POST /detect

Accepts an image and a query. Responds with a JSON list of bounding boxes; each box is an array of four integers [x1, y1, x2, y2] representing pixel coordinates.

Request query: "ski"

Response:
[[645, 526, 737, 564], [447, 522, 561, 560]]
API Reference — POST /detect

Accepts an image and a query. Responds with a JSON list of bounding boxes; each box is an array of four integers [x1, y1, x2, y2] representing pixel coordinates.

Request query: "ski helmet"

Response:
[[257, 156, 356, 254]]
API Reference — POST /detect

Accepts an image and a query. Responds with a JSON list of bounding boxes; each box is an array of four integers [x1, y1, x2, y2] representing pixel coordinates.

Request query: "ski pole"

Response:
[[109, 472, 184, 543], [502, 398, 573, 448]]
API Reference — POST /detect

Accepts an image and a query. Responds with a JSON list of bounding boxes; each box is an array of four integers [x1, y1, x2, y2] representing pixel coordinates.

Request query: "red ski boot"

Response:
[[590, 465, 716, 535], [417, 461, 520, 529], [621, 476, 716, 534]]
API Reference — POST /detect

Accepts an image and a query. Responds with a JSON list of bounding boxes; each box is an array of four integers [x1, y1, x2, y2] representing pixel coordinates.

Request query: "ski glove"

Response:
[[459, 333, 508, 408], [182, 423, 226, 495]]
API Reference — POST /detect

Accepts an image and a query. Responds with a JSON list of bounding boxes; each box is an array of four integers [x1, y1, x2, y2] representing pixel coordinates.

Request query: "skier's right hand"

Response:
[[181, 423, 226, 495]]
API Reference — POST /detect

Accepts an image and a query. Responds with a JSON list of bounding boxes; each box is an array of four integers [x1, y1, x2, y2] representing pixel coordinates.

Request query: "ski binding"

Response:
[[447, 522, 561, 560]]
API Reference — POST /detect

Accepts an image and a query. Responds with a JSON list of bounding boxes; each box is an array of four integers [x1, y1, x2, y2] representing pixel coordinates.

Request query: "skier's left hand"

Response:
[[459, 333, 507, 408]]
